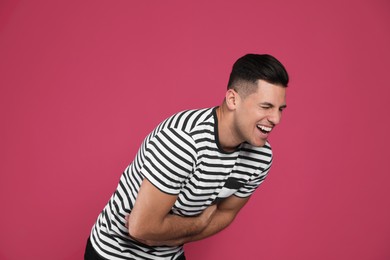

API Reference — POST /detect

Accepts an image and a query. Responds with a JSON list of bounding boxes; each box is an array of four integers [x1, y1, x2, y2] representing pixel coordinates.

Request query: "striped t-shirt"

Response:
[[90, 107, 273, 260]]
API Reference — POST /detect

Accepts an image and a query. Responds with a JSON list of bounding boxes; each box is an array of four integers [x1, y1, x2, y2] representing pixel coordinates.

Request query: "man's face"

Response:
[[233, 80, 287, 147]]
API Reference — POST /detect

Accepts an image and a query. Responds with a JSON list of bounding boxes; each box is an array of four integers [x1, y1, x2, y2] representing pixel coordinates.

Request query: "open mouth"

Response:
[[257, 125, 272, 134]]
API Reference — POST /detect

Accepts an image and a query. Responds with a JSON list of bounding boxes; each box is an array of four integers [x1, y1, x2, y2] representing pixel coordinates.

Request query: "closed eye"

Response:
[[259, 102, 287, 111], [259, 102, 273, 110]]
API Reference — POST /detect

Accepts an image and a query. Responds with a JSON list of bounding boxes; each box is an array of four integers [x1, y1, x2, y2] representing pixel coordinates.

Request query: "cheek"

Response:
[[257, 110, 269, 121]]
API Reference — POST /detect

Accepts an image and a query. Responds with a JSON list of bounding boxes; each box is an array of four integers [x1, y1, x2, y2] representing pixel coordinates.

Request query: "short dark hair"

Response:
[[227, 54, 289, 95]]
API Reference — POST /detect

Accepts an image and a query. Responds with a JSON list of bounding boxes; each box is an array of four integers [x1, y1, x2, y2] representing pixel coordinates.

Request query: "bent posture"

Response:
[[85, 54, 289, 260]]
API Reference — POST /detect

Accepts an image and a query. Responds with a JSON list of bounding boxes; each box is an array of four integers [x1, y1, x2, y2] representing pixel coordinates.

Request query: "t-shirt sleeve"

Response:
[[234, 160, 272, 198], [139, 128, 197, 195]]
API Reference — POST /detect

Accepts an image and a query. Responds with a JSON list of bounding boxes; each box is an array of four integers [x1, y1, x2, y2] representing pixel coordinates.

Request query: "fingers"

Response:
[[198, 204, 217, 228], [204, 204, 217, 216], [125, 215, 129, 228]]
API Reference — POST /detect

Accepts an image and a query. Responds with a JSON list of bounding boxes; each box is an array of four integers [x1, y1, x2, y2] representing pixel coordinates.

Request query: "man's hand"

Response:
[[196, 203, 218, 229]]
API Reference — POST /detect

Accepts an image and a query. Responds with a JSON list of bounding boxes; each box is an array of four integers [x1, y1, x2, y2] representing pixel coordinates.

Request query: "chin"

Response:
[[250, 139, 267, 147]]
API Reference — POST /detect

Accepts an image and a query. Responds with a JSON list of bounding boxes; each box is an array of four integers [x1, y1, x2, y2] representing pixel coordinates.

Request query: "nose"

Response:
[[267, 109, 282, 125]]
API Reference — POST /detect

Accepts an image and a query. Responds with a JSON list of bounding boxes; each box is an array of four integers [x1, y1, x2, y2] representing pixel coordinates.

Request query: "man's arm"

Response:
[[127, 178, 217, 243], [138, 194, 250, 246], [184, 195, 250, 243]]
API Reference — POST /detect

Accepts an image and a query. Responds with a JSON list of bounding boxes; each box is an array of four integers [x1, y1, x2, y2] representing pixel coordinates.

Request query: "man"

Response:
[[85, 54, 289, 260]]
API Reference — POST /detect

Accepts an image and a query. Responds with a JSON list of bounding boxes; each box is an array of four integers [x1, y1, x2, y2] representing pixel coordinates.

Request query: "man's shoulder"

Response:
[[144, 108, 215, 151], [161, 107, 215, 132]]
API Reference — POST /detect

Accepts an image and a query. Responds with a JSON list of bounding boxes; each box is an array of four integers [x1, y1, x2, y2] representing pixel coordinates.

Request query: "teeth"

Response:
[[258, 125, 272, 132]]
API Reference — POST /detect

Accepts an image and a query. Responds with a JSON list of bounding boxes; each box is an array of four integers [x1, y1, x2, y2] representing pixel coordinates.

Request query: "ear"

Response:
[[225, 89, 239, 110]]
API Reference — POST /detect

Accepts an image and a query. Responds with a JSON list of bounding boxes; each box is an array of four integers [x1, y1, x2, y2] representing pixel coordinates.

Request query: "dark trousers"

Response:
[[84, 237, 106, 260], [84, 237, 186, 260]]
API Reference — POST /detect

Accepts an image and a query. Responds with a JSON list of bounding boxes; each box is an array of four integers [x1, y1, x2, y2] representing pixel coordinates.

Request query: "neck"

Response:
[[216, 103, 242, 152]]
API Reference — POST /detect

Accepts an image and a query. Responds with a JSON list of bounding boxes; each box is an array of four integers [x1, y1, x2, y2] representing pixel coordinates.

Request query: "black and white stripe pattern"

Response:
[[90, 107, 273, 260]]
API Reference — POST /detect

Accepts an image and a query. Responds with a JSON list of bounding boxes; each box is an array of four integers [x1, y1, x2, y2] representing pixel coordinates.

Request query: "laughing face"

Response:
[[232, 80, 287, 147]]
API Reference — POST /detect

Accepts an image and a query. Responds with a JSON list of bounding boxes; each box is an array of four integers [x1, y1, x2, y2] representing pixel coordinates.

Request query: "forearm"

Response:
[[129, 178, 248, 247], [142, 208, 236, 247], [182, 208, 236, 243], [130, 214, 202, 246], [136, 214, 203, 241], [142, 196, 250, 247], [128, 204, 217, 244]]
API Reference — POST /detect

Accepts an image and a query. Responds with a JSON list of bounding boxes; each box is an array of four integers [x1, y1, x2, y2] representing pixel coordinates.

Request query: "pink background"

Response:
[[1, 0, 389, 259]]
